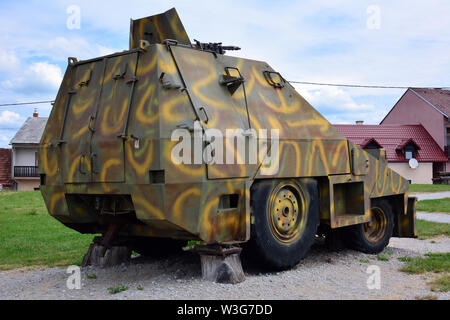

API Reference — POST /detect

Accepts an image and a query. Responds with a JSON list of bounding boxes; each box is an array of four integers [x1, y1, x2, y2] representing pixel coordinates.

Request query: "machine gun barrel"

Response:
[[194, 40, 241, 55]]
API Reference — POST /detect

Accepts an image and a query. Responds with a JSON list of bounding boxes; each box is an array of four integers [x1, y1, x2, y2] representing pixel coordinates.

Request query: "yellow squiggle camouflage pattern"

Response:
[[38, 9, 416, 245]]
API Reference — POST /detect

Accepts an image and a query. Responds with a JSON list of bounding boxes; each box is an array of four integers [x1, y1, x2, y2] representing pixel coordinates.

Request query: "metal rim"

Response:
[[267, 182, 307, 244], [363, 206, 388, 244]]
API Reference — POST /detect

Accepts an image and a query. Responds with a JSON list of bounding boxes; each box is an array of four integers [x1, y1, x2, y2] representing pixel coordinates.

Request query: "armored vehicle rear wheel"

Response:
[[132, 237, 185, 258], [342, 199, 394, 254], [245, 179, 319, 271]]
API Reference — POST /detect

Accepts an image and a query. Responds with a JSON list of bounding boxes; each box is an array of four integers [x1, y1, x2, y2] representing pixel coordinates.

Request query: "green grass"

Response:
[[410, 184, 450, 193], [417, 198, 450, 213], [108, 285, 128, 294], [0, 191, 449, 271], [186, 240, 204, 246], [398, 252, 450, 292], [430, 275, 450, 292], [417, 219, 450, 239], [399, 253, 450, 274], [375, 249, 393, 261], [360, 259, 370, 263], [400, 253, 450, 293], [377, 254, 389, 261], [0, 191, 95, 270], [398, 257, 410, 262]]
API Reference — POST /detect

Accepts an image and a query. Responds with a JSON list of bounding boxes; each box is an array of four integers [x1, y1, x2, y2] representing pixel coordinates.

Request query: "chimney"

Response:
[[355, 120, 364, 125], [33, 108, 38, 118]]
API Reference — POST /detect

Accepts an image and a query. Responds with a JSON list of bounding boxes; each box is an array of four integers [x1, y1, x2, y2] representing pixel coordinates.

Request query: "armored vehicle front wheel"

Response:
[[245, 179, 320, 271], [342, 199, 394, 254], [132, 237, 185, 258]]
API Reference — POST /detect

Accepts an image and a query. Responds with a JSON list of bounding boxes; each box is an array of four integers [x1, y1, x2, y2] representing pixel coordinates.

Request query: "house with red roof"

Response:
[[334, 124, 448, 184], [381, 88, 450, 174]]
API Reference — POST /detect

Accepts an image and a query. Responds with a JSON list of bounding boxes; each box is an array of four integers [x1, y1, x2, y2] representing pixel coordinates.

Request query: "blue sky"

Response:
[[1, 0, 450, 147]]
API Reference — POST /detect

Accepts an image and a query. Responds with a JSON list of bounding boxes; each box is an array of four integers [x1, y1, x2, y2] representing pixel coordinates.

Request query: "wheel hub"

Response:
[[363, 206, 388, 243], [268, 184, 306, 243]]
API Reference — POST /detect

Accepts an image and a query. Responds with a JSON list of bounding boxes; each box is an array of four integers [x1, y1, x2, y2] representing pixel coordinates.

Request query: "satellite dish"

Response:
[[409, 158, 419, 169]]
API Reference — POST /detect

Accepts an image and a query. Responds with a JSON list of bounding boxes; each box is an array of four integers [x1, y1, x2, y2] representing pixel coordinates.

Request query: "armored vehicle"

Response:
[[39, 8, 416, 272]]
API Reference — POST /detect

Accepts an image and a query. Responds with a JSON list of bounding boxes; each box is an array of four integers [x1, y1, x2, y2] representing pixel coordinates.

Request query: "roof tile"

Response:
[[10, 117, 48, 145], [333, 124, 448, 162], [411, 88, 450, 117], [0, 148, 12, 184]]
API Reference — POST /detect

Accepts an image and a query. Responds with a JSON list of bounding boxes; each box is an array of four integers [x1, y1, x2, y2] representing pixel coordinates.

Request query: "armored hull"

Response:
[[39, 9, 416, 271]]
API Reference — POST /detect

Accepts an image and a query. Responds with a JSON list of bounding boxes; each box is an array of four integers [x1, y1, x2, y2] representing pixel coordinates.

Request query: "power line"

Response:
[[0, 82, 448, 107], [288, 81, 412, 89]]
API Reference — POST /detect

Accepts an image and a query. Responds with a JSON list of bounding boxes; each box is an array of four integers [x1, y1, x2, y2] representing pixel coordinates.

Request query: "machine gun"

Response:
[[194, 39, 241, 55]]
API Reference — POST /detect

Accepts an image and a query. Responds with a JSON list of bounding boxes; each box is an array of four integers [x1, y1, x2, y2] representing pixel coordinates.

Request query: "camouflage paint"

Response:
[[39, 8, 416, 245]]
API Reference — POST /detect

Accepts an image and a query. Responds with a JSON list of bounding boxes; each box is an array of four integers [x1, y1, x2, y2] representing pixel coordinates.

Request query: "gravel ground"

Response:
[[0, 237, 449, 300], [417, 211, 450, 223]]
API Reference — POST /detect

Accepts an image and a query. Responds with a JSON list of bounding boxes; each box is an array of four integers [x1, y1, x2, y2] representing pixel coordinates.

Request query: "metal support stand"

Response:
[[192, 245, 245, 284]]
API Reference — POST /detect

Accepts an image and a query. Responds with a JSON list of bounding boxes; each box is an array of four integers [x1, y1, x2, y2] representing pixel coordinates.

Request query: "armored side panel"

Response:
[[130, 8, 191, 49], [39, 9, 416, 246]]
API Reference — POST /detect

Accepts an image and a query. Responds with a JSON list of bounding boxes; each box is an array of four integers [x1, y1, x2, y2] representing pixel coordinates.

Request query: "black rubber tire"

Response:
[[342, 199, 394, 254], [244, 179, 320, 271], [132, 237, 185, 258]]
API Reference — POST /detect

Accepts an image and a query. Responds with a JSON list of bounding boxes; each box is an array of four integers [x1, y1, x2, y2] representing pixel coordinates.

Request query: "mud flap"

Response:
[[397, 197, 417, 238]]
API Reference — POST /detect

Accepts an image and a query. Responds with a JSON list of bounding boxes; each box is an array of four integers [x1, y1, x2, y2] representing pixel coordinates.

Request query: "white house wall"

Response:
[[388, 162, 433, 184], [13, 147, 37, 166]]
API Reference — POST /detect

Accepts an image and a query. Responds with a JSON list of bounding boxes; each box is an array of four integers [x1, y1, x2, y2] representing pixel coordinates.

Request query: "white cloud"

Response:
[[29, 62, 63, 89], [0, 111, 22, 125], [1, 61, 63, 93], [46, 37, 118, 61], [292, 84, 394, 124], [0, 0, 449, 135], [0, 49, 20, 72], [297, 86, 374, 111]]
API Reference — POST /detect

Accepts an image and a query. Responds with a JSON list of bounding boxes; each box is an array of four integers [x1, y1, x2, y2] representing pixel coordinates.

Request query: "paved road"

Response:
[[410, 192, 450, 223], [417, 212, 450, 224], [412, 192, 450, 201]]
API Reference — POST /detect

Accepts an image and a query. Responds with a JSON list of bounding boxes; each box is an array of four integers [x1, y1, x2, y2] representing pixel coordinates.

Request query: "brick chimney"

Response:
[[33, 108, 38, 117]]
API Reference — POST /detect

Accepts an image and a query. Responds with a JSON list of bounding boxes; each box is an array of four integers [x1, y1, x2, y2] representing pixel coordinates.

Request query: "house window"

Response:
[[364, 140, 381, 150], [362, 138, 382, 150], [397, 140, 420, 160], [403, 145, 417, 159]]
